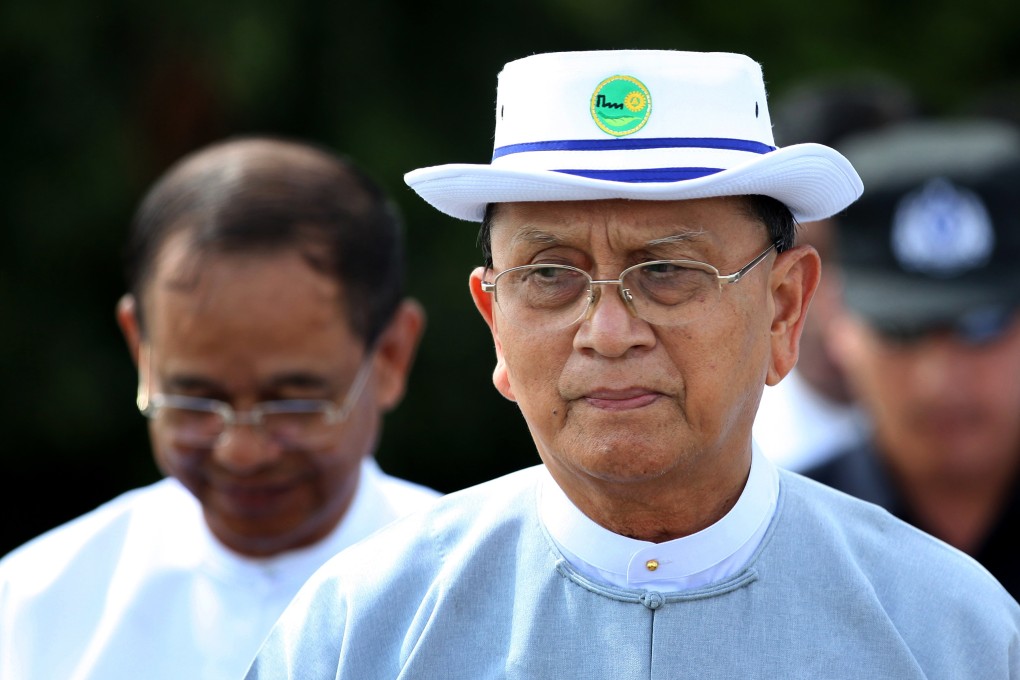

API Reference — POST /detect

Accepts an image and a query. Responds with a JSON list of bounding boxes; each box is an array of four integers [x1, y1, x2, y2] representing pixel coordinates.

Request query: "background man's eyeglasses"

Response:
[[482, 242, 777, 330], [135, 344, 373, 449]]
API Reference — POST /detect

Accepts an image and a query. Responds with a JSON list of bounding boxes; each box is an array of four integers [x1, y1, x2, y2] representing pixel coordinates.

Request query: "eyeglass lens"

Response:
[[160, 404, 335, 449], [494, 262, 720, 329]]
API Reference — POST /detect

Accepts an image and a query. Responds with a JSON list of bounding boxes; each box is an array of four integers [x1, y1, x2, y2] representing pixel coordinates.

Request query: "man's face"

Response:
[[128, 235, 384, 557], [471, 198, 806, 506], [830, 313, 1020, 484]]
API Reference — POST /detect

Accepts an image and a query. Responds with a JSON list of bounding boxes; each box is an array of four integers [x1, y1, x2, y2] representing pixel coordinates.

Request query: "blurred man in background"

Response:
[[804, 118, 1020, 599], [753, 76, 920, 471], [0, 136, 440, 679]]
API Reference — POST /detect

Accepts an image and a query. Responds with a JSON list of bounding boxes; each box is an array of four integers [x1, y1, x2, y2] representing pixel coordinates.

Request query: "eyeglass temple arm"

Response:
[[329, 356, 376, 423], [718, 242, 777, 285]]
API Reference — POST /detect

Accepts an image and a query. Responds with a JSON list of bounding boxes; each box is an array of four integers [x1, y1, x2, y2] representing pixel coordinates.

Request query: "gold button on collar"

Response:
[[645, 559, 659, 572]]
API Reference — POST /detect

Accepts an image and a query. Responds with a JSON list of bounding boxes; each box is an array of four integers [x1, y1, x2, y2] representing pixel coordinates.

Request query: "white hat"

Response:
[[405, 50, 863, 223]]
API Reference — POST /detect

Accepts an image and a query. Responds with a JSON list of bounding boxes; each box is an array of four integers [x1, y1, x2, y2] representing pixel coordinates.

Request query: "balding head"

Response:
[[124, 136, 406, 345]]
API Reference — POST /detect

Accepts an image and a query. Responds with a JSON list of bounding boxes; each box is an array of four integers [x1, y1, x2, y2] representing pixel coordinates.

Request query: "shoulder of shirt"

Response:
[[363, 457, 443, 511], [0, 478, 196, 583], [302, 465, 544, 583], [772, 470, 1019, 615]]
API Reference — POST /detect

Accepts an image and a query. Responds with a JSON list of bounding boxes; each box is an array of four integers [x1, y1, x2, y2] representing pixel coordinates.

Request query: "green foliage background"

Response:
[[3, 0, 1020, 555]]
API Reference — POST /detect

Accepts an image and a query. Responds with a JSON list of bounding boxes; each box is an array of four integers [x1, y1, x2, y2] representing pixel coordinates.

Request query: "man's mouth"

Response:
[[212, 478, 298, 514], [583, 388, 662, 411]]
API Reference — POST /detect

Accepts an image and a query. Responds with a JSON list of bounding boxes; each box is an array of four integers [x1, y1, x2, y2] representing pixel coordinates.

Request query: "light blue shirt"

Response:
[[247, 465, 1019, 678]]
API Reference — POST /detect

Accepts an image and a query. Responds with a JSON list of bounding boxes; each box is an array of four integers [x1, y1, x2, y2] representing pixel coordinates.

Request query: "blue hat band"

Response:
[[491, 136, 776, 161]]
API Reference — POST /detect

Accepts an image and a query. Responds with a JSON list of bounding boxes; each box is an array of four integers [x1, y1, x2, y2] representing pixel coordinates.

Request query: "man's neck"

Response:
[[547, 454, 752, 543]]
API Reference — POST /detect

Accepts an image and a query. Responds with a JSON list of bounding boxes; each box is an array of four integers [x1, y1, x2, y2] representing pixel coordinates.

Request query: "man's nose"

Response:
[[211, 423, 282, 472], [573, 283, 656, 357], [910, 335, 969, 393]]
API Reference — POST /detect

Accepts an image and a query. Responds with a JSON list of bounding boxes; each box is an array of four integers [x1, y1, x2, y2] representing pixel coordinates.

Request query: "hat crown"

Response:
[[840, 119, 1020, 190], [492, 50, 775, 153], [835, 118, 1020, 329], [839, 118, 1020, 268], [404, 49, 862, 224]]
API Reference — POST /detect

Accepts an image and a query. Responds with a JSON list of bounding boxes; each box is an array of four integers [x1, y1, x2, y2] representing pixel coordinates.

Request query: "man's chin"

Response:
[[574, 442, 692, 485]]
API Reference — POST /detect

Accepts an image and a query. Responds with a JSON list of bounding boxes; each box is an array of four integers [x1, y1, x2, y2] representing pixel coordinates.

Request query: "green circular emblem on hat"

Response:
[[590, 75, 652, 137]]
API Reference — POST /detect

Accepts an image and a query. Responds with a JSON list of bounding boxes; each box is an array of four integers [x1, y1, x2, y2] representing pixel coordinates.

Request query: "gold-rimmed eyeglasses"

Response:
[[481, 242, 777, 330], [135, 344, 373, 449]]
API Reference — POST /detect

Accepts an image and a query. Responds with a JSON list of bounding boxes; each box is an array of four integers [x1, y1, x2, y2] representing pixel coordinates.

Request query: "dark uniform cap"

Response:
[[835, 118, 1020, 336]]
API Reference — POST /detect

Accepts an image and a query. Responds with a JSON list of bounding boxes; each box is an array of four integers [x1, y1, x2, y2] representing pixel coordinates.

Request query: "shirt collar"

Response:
[[539, 445, 779, 591]]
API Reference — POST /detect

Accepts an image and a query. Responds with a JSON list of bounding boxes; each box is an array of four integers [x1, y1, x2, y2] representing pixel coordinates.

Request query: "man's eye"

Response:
[[643, 262, 684, 274], [529, 266, 571, 280]]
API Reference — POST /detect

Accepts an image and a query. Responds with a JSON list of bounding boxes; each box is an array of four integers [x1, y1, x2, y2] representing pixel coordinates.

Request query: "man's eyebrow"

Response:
[[508, 227, 564, 247], [505, 227, 708, 249], [162, 374, 222, 393], [161, 372, 334, 395], [263, 372, 334, 391], [644, 230, 706, 248]]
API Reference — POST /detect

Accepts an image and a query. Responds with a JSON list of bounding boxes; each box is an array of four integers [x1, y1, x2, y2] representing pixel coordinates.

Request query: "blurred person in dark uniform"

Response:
[[0, 136, 440, 680], [804, 118, 1020, 599], [753, 76, 920, 471]]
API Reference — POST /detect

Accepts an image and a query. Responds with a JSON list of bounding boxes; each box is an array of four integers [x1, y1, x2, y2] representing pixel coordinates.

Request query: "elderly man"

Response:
[[804, 118, 1020, 600], [246, 51, 1019, 679], [0, 137, 440, 679]]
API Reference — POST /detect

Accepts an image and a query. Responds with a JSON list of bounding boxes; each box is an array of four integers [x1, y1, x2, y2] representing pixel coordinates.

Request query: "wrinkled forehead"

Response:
[[488, 197, 765, 255]]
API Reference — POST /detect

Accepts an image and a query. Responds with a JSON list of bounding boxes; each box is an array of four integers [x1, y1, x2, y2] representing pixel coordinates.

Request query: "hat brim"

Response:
[[843, 269, 1020, 331], [404, 142, 862, 224]]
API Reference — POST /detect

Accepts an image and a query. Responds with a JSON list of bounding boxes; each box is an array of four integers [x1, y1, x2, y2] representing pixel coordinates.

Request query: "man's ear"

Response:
[[469, 267, 515, 401], [372, 298, 427, 412], [766, 245, 821, 386], [116, 294, 143, 367]]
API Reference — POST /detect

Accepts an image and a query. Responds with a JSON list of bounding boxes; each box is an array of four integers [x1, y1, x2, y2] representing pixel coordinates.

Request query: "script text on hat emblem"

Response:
[[590, 75, 652, 137]]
